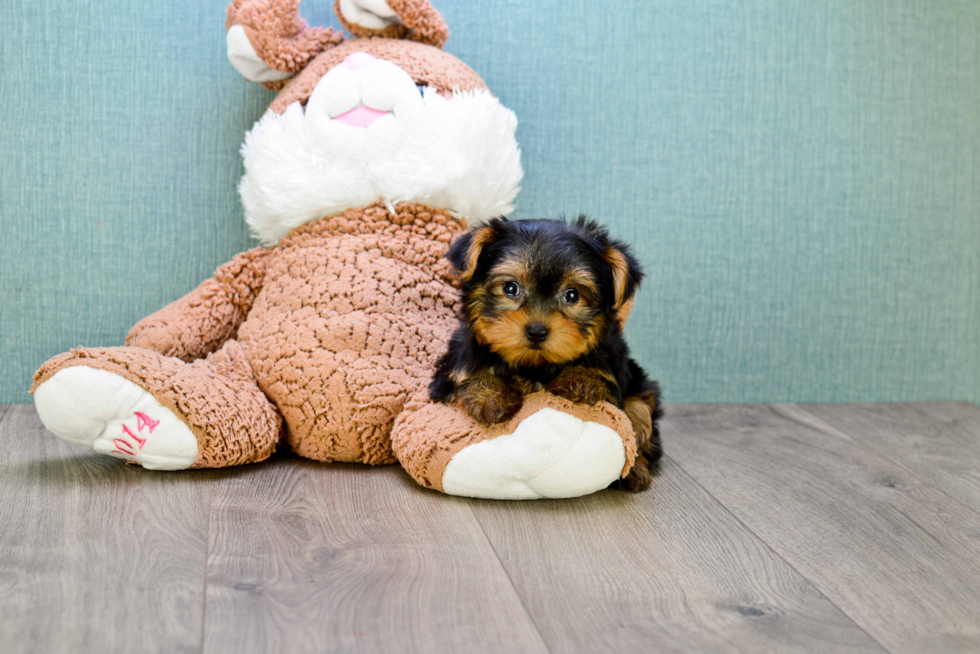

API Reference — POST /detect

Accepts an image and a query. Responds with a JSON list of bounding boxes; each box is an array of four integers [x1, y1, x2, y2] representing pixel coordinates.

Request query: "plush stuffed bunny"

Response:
[[32, 0, 640, 499]]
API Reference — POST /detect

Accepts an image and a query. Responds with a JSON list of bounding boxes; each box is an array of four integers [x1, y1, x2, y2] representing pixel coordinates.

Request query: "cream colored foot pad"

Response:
[[441, 408, 626, 500], [34, 366, 198, 471]]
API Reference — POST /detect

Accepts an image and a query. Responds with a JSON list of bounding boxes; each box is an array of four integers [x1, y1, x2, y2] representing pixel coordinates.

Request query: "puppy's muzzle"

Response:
[[525, 322, 549, 346]]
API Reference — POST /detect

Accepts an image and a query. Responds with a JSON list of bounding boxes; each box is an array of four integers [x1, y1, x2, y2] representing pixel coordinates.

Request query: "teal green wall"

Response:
[[2, 0, 978, 404]]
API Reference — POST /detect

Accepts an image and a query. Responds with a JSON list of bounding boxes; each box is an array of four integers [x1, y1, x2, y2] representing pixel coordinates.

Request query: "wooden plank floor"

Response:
[[2, 402, 979, 654]]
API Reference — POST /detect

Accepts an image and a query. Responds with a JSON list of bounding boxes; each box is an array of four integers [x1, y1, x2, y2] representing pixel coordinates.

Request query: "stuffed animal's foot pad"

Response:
[[33, 366, 198, 470], [441, 408, 626, 500]]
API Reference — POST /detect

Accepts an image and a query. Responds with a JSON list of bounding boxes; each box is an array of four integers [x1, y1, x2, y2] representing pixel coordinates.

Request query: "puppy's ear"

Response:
[[573, 215, 645, 309], [446, 222, 500, 282], [604, 242, 643, 309]]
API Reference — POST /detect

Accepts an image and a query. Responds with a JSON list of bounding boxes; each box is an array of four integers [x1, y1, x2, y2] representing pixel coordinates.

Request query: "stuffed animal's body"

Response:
[[31, 0, 642, 500]]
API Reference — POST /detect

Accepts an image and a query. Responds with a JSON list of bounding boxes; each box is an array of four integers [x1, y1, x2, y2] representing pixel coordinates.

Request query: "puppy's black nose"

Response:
[[525, 322, 549, 343]]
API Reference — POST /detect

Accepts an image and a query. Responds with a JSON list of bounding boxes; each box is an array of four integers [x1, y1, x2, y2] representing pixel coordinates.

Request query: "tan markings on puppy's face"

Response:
[[537, 312, 604, 364], [487, 259, 531, 291], [539, 267, 603, 363], [471, 259, 609, 366], [561, 268, 597, 300], [474, 305, 605, 367], [473, 306, 544, 366], [472, 257, 529, 326], [557, 267, 598, 315]]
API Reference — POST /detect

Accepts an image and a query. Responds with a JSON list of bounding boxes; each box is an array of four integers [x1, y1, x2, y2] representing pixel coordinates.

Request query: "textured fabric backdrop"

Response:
[[1, 0, 978, 404]]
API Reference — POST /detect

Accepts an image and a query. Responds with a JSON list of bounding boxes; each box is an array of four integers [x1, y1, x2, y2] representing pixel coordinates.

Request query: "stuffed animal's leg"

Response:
[[125, 248, 272, 363], [391, 391, 638, 500], [32, 341, 281, 470]]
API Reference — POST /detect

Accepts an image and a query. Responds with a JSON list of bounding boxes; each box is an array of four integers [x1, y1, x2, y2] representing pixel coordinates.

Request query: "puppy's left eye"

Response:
[[563, 288, 579, 304], [503, 281, 521, 297]]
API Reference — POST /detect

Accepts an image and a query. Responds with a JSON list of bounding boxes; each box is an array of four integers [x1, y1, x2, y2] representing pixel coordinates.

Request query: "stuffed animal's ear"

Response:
[[226, 0, 344, 86], [446, 224, 499, 282], [335, 0, 448, 48]]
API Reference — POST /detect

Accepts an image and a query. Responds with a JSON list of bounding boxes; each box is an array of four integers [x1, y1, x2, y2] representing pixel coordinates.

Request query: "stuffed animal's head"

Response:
[[225, 0, 523, 245]]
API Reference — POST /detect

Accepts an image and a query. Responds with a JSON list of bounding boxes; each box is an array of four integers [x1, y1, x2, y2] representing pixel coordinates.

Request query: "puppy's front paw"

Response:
[[615, 461, 652, 492], [546, 367, 614, 406], [458, 377, 524, 425]]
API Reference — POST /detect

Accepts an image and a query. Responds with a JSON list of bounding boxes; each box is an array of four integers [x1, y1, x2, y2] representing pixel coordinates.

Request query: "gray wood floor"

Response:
[[2, 402, 980, 654]]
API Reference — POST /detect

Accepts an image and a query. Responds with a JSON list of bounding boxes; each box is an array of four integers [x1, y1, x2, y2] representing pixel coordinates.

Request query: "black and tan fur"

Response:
[[430, 216, 662, 491]]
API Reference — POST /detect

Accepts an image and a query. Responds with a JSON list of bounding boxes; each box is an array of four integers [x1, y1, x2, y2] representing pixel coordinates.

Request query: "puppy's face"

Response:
[[447, 218, 642, 367], [472, 245, 603, 367]]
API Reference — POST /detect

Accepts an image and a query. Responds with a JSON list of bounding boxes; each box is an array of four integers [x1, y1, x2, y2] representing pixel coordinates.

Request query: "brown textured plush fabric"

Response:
[[126, 248, 273, 363], [226, 0, 345, 76], [334, 0, 449, 48], [269, 37, 487, 113], [237, 203, 463, 464], [392, 391, 638, 492], [32, 341, 282, 468], [34, 202, 463, 468]]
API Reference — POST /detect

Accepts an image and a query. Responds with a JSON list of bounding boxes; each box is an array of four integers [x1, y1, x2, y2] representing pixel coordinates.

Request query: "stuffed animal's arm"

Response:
[[125, 248, 273, 362]]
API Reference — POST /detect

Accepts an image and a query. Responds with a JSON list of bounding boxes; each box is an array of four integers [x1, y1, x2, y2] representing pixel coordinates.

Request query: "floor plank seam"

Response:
[[199, 474, 213, 654], [789, 404, 980, 520], [466, 503, 554, 654], [0, 405, 12, 427], [661, 450, 896, 654]]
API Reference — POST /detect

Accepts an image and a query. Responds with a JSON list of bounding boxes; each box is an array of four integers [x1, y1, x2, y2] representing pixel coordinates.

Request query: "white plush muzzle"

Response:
[[238, 56, 523, 245]]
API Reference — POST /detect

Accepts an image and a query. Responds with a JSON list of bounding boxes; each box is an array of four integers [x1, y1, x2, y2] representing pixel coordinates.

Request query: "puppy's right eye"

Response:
[[503, 282, 521, 297]]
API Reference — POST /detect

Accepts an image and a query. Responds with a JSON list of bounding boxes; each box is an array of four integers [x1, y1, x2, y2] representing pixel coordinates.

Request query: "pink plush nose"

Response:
[[343, 52, 376, 71]]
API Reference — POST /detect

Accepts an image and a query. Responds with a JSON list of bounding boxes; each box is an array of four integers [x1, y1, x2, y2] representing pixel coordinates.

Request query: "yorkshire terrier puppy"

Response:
[[430, 216, 662, 491]]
